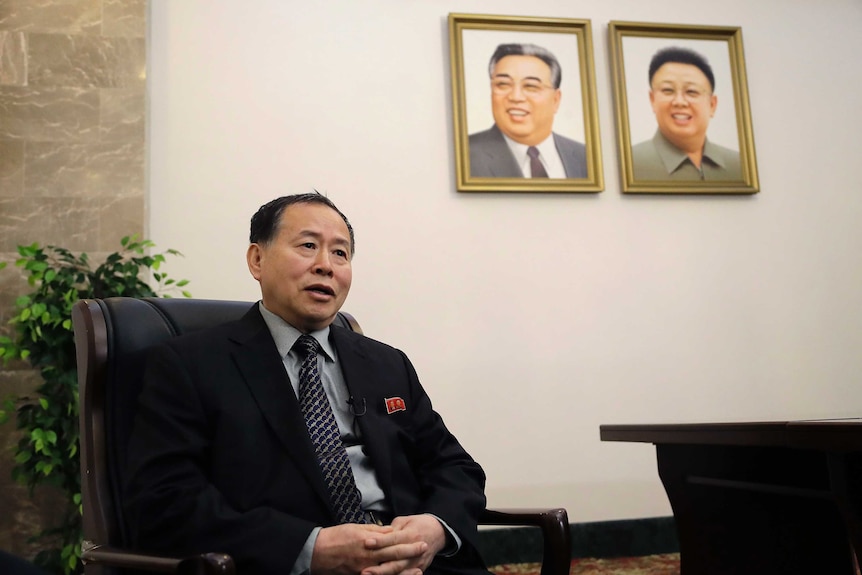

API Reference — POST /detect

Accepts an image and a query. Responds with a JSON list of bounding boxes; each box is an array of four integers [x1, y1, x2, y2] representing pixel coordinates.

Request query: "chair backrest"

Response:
[[72, 297, 361, 552]]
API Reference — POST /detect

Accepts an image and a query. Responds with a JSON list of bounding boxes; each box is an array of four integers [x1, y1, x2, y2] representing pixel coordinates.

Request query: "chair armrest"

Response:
[[480, 508, 570, 575], [82, 542, 235, 574]]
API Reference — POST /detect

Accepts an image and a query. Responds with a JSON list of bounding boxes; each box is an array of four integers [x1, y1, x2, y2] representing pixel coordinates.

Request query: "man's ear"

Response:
[[247, 243, 263, 281]]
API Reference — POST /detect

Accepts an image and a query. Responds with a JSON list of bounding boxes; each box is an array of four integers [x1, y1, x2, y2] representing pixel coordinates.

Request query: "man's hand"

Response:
[[310, 523, 427, 575], [361, 514, 447, 575]]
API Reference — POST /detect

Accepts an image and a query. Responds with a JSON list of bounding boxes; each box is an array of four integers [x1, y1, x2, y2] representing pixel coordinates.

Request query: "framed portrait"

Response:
[[609, 22, 759, 194], [448, 13, 603, 193]]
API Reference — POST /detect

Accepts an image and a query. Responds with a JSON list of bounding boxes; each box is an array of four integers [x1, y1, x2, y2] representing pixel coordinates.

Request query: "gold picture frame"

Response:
[[448, 13, 603, 193], [609, 21, 759, 194]]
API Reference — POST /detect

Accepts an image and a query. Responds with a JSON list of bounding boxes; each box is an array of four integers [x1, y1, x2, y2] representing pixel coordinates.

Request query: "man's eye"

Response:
[[523, 83, 542, 93], [334, 249, 348, 258], [687, 90, 701, 98], [301, 243, 316, 249]]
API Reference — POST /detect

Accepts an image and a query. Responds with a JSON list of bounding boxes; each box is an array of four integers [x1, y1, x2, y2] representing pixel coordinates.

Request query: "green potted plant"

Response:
[[0, 236, 190, 575]]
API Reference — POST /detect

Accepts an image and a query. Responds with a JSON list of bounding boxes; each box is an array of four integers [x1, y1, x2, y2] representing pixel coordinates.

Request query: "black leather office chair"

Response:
[[72, 297, 571, 575]]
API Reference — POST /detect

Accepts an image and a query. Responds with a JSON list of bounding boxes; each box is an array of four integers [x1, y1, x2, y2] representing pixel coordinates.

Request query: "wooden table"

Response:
[[600, 420, 862, 574]]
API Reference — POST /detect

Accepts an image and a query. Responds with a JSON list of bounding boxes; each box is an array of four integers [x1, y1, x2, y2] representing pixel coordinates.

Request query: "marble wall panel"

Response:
[[25, 139, 144, 197], [98, 193, 143, 249], [0, 140, 24, 195], [0, 86, 100, 141], [0, 0, 147, 560], [0, 31, 27, 86], [0, 253, 27, 323], [0, 423, 40, 555], [28, 33, 145, 88], [103, 0, 146, 38], [0, 196, 101, 251], [0, 0, 101, 35], [101, 87, 144, 142], [0, 394, 65, 559]]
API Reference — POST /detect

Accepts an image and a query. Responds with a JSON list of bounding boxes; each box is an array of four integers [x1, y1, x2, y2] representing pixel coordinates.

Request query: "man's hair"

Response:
[[249, 192, 355, 256], [648, 46, 715, 92], [488, 43, 562, 89]]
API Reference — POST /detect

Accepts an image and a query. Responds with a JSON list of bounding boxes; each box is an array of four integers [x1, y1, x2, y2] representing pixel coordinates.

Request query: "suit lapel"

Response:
[[488, 125, 524, 177], [553, 133, 587, 179], [330, 327, 396, 504], [229, 307, 334, 512]]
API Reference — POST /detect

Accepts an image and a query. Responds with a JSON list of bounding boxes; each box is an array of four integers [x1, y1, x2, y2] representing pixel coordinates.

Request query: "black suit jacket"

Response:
[[124, 306, 488, 575], [469, 124, 588, 178]]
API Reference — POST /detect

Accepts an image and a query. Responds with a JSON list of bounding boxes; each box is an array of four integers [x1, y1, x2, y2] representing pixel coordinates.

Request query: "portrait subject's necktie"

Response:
[[295, 335, 367, 524], [527, 146, 549, 178]]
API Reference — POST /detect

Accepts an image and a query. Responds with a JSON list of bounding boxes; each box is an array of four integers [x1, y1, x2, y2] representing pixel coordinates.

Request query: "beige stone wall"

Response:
[[0, 0, 146, 559]]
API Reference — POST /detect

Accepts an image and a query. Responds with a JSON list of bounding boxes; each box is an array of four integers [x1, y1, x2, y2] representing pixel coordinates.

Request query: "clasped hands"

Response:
[[311, 513, 447, 575]]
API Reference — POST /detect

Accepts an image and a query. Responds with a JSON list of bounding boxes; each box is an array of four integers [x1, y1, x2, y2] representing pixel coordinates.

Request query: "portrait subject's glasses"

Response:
[[491, 78, 555, 96], [653, 86, 712, 102]]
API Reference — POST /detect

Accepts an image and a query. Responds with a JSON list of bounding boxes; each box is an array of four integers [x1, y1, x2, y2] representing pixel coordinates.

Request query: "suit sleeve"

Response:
[[123, 342, 313, 574], [390, 349, 488, 563]]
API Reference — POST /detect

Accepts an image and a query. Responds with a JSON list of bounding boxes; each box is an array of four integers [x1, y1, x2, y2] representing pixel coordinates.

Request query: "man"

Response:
[[468, 43, 587, 179], [124, 193, 490, 575], [631, 46, 742, 181]]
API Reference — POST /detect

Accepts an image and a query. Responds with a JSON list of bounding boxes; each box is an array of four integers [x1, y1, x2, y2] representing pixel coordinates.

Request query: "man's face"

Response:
[[490, 55, 561, 146], [649, 62, 718, 151], [247, 202, 352, 333]]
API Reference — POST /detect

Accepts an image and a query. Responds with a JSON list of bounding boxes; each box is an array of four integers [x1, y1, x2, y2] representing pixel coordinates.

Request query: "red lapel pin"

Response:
[[385, 397, 406, 414]]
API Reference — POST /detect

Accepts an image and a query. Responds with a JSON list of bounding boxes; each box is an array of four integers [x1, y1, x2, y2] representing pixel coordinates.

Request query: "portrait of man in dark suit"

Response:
[[468, 43, 588, 179]]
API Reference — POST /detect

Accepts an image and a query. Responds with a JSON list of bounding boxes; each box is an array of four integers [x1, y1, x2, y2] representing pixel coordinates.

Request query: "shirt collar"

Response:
[[502, 132, 555, 164], [702, 139, 729, 168], [652, 130, 728, 173], [258, 301, 335, 362]]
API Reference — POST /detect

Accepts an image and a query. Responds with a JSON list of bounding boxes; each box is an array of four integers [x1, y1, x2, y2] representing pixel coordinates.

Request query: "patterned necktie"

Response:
[[295, 335, 366, 524], [527, 146, 549, 178]]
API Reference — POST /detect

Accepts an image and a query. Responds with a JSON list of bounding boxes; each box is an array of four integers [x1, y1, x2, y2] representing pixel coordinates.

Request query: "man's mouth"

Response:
[[671, 113, 691, 121], [306, 285, 335, 297], [507, 108, 529, 117]]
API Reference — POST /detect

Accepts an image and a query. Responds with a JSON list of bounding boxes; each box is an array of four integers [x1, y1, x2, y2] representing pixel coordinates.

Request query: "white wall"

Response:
[[147, 0, 862, 523]]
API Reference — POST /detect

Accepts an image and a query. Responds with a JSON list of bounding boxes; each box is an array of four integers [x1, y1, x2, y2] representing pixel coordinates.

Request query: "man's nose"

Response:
[[671, 90, 687, 105], [312, 251, 333, 275], [507, 84, 526, 100]]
